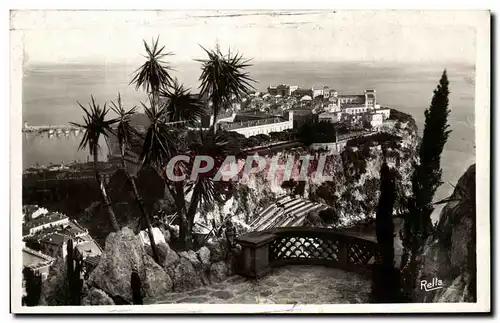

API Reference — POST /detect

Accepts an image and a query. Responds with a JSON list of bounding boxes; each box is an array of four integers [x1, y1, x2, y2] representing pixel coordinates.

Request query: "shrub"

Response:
[[318, 208, 340, 225], [22, 267, 42, 306]]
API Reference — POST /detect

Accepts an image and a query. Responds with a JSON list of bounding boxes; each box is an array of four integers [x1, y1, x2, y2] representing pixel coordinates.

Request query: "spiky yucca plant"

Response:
[[159, 79, 206, 127], [110, 93, 161, 264], [71, 96, 120, 231], [130, 36, 175, 99], [196, 46, 255, 134]]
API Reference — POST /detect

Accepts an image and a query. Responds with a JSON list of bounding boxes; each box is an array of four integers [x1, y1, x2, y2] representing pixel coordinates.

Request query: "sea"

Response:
[[22, 61, 476, 221]]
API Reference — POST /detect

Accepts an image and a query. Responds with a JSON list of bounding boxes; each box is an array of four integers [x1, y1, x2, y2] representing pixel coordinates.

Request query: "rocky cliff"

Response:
[[414, 164, 476, 302], [193, 112, 419, 233]]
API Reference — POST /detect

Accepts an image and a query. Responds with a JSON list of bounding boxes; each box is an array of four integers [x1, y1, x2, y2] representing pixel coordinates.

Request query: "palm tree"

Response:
[[196, 46, 256, 134], [110, 93, 161, 264], [130, 36, 175, 99], [183, 130, 237, 248], [138, 96, 191, 248], [159, 79, 206, 127], [71, 96, 120, 232]]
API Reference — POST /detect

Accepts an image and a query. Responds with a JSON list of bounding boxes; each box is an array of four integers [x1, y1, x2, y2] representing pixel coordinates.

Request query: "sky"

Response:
[[12, 10, 479, 65]]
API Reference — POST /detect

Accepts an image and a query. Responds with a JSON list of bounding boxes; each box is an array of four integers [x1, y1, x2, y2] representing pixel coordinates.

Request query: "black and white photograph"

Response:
[[9, 9, 490, 314]]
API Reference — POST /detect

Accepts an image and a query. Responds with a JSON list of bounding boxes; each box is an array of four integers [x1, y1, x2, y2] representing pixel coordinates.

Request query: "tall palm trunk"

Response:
[[212, 99, 219, 135], [93, 146, 120, 232], [120, 145, 160, 264], [173, 181, 191, 250], [185, 184, 201, 248], [212, 114, 218, 135], [159, 166, 191, 250]]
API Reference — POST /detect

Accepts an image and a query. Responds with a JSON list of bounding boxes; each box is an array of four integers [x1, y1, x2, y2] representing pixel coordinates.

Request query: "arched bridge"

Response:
[[235, 227, 380, 279]]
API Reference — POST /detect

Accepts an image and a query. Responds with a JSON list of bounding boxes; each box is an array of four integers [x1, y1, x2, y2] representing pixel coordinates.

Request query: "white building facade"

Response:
[[221, 111, 294, 138]]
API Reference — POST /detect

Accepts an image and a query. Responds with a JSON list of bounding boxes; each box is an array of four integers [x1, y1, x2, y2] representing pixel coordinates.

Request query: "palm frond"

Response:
[[130, 36, 175, 96], [139, 97, 177, 168], [110, 93, 140, 153], [196, 45, 256, 117], [72, 96, 119, 156], [185, 130, 237, 205], [159, 79, 206, 126]]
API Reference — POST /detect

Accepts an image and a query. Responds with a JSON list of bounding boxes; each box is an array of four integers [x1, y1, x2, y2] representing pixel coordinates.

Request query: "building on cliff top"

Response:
[[22, 212, 69, 237], [219, 111, 294, 138], [23, 247, 55, 280]]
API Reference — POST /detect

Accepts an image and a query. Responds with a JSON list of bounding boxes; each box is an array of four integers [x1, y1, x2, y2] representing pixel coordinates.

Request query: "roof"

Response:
[[75, 240, 103, 258], [234, 112, 276, 122], [23, 212, 69, 236], [339, 94, 365, 99], [319, 112, 341, 117], [40, 232, 71, 246], [56, 221, 88, 237], [25, 219, 88, 241], [23, 247, 55, 268], [83, 255, 101, 267], [249, 196, 330, 231], [220, 117, 287, 131], [342, 104, 367, 109]]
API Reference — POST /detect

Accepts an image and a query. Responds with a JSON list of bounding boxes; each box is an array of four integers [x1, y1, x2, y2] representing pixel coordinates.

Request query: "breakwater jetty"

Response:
[[23, 122, 82, 135]]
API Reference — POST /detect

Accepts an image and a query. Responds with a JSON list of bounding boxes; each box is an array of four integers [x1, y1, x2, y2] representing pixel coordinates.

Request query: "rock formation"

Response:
[[415, 164, 476, 302], [86, 227, 173, 303], [80, 227, 237, 304]]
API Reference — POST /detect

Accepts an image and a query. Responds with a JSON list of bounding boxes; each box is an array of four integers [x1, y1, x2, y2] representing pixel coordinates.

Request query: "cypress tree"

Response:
[[401, 69, 451, 297], [66, 239, 83, 305], [66, 239, 74, 303], [376, 161, 396, 267], [371, 160, 401, 303], [22, 267, 42, 306]]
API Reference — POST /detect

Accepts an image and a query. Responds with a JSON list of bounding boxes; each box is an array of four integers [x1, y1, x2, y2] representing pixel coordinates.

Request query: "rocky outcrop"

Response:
[[82, 228, 237, 304], [209, 261, 229, 283], [197, 246, 211, 269], [415, 164, 476, 302], [87, 227, 173, 303], [167, 257, 203, 292], [206, 239, 228, 262], [179, 250, 203, 271], [155, 242, 180, 269], [188, 112, 419, 233], [81, 288, 115, 306]]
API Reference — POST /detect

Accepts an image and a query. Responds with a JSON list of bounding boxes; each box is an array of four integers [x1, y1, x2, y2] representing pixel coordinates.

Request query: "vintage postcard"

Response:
[[10, 9, 490, 314]]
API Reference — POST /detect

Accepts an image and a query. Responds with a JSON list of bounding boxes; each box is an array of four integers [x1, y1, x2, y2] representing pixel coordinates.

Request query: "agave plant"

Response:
[[196, 46, 256, 133], [70, 96, 120, 232], [159, 79, 206, 127], [131, 36, 175, 98], [110, 93, 161, 264]]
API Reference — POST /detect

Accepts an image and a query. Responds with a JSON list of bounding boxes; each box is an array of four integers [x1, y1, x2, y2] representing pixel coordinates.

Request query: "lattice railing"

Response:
[[265, 227, 380, 273], [269, 236, 341, 261]]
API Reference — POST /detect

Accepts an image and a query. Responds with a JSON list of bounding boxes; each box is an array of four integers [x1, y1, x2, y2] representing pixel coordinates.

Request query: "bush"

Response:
[[297, 121, 337, 145], [318, 208, 340, 225], [22, 267, 42, 306], [41, 257, 71, 306], [371, 264, 405, 303]]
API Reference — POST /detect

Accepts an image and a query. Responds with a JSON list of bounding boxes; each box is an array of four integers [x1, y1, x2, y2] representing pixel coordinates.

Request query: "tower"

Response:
[[364, 89, 377, 109]]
